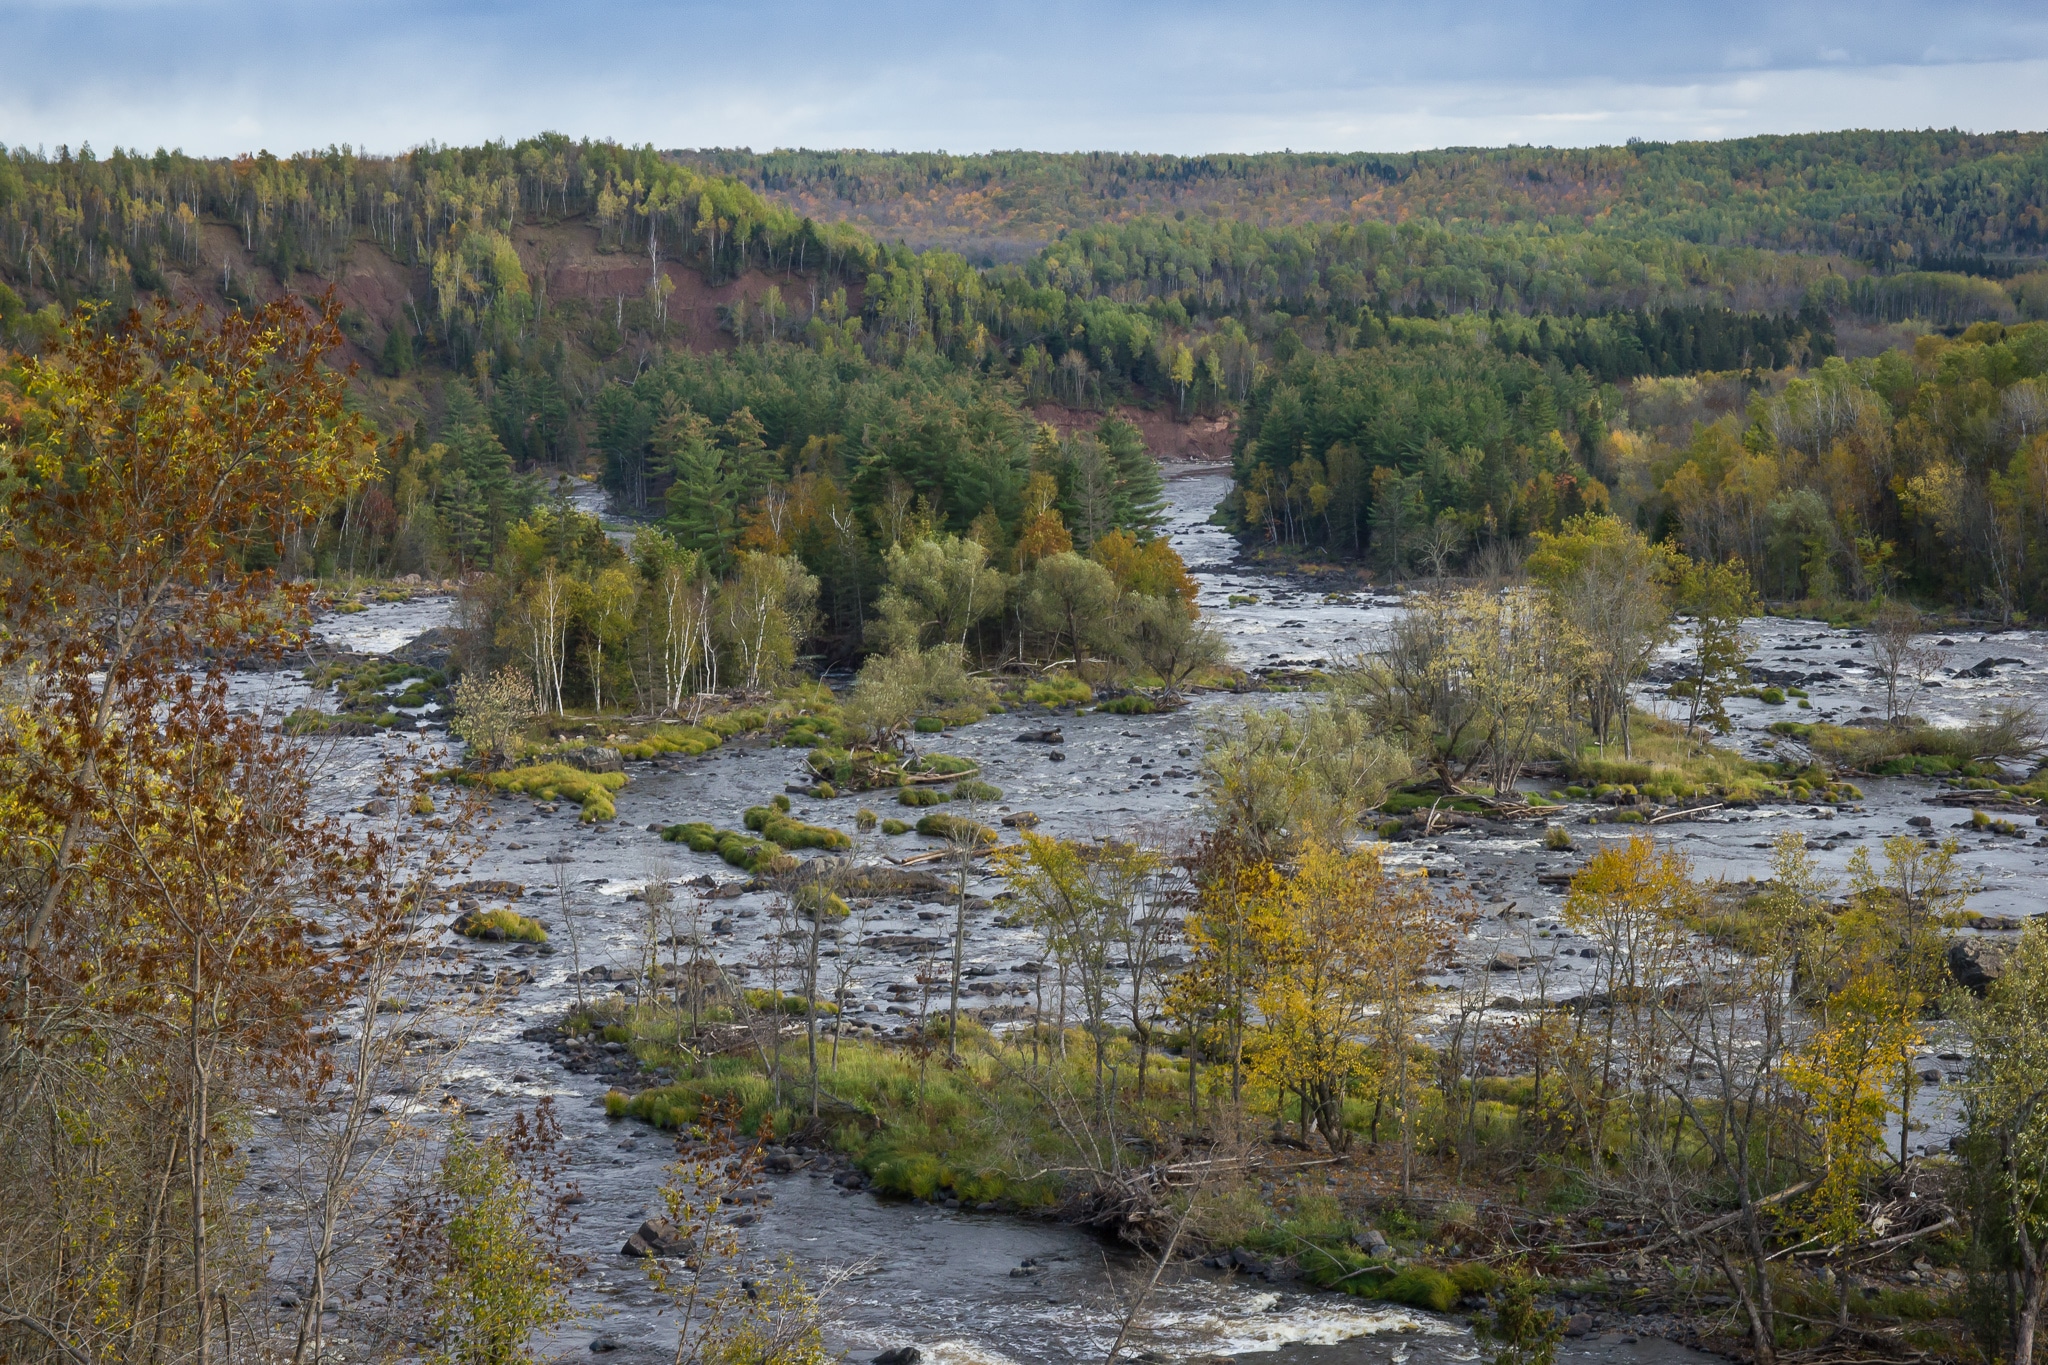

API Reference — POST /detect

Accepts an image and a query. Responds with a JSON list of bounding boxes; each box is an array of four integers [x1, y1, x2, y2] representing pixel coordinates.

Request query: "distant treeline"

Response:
[[675, 131, 2048, 262]]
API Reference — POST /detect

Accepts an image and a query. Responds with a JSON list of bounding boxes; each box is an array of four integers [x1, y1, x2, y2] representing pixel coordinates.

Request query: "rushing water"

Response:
[[247, 468, 2047, 1364]]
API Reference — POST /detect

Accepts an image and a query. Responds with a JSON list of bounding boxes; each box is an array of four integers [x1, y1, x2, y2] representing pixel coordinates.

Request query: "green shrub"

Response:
[[457, 907, 548, 943], [794, 885, 851, 920], [1374, 1266, 1461, 1312], [1376, 819, 1404, 839], [855, 807, 879, 832], [951, 779, 1003, 802], [914, 716, 946, 733], [909, 753, 976, 776], [916, 813, 997, 846], [1099, 694, 1157, 715], [898, 786, 950, 808], [1448, 1263, 1500, 1296], [1758, 687, 1787, 705], [881, 818, 911, 835], [1543, 825, 1574, 851]]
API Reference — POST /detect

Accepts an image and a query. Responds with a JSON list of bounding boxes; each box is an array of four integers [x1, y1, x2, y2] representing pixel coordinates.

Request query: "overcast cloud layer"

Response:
[[3, 0, 2046, 156]]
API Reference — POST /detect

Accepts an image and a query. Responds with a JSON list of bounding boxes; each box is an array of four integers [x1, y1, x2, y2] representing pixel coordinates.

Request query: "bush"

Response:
[[951, 779, 1003, 802], [1098, 694, 1157, 715], [1758, 687, 1787, 705], [914, 716, 946, 733], [898, 786, 950, 808], [1374, 1266, 1461, 1312], [1543, 825, 1574, 851], [908, 753, 977, 776], [456, 907, 548, 943], [794, 885, 850, 920], [855, 807, 879, 831], [449, 667, 538, 763], [881, 819, 911, 835], [1448, 1263, 1500, 1296], [916, 813, 997, 846]]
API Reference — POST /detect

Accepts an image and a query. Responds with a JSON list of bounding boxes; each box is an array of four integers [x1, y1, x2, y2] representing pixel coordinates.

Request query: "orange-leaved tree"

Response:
[[0, 296, 394, 1365]]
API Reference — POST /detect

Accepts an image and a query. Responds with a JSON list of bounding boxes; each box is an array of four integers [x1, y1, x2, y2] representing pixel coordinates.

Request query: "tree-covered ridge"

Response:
[[0, 135, 884, 319], [675, 131, 2048, 262], [1231, 317, 2048, 621]]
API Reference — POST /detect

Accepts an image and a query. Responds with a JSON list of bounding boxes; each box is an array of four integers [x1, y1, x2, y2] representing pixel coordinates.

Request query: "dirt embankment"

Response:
[[1029, 403, 1235, 467]]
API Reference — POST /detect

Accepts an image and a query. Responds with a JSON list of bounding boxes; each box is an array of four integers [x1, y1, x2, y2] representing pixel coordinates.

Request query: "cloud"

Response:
[[0, 0, 2043, 155]]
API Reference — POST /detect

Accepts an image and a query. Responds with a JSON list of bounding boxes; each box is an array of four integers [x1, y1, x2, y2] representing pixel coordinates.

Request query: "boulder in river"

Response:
[[391, 625, 460, 668], [1950, 938, 2010, 994], [542, 746, 624, 775], [1956, 656, 2025, 678], [786, 857, 948, 897], [621, 1218, 688, 1258]]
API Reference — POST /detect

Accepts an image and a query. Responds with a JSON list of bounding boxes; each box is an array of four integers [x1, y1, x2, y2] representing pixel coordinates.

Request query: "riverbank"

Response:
[[560, 991, 1978, 1365]]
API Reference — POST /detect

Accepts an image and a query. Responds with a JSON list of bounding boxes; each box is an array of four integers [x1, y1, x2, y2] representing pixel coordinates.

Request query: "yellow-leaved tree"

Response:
[[1246, 843, 1454, 1181], [1788, 972, 1919, 1315]]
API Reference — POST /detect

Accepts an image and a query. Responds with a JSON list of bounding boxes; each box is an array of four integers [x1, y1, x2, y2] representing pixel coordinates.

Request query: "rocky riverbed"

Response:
[[234, 470, 2046, 1364]]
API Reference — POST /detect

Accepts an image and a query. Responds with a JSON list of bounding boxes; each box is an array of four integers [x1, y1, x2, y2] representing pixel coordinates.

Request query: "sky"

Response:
[[3, 0, 2047, 157]]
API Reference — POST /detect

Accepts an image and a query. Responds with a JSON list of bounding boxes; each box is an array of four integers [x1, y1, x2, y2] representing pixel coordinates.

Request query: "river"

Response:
[[236, 470, 2045, 1365]]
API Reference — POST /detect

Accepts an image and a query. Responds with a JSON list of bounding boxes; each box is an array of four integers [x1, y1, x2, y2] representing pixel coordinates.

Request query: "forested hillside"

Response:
[[676, 133, 2048, 263], [4, 130, 2048, 645]]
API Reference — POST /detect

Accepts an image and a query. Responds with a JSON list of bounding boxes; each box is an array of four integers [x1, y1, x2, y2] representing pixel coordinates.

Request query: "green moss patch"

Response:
[[659, 821, 792, 873], [459, 762, 627, 821], [1021, 676, 1092, 708], [616, 723, 726, 760], [743, 805, 853, 852], [454, 907, 548, 942], [915, 813, 998, 846]]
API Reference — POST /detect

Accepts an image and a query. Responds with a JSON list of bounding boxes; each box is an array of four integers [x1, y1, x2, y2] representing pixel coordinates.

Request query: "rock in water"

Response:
[[1950, 938, 2010, 994], [621, 1217, 688, 1258], [546, 746, 624, 774]]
